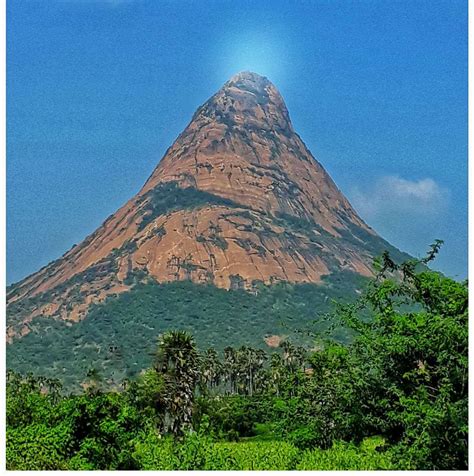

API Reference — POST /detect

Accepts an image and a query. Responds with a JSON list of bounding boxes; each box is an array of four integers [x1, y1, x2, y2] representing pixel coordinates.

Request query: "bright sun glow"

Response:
[[217, 30, 289, 83]]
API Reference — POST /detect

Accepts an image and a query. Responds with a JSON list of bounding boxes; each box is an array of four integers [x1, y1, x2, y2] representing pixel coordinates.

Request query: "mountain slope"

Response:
[[7, 72, 408, 345]]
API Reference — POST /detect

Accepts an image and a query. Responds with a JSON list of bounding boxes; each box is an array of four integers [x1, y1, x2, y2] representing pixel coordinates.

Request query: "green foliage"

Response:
[[210, 440, 300, 470], [54, 392, 143, 469], [125, 368, 165, 422], [132, 431, 299, 470], [7, 276, 365, 391], [132, 433, 180, 470], [6, 372, 153, 470], [296, 437, 395, 470], [196, 395, 273, 440], [297, 241, 468, 469], [131, 431, 393, 470], [5, 241, 468, 470], [356, 250, 467, 469], [7, 423, 72, 470]]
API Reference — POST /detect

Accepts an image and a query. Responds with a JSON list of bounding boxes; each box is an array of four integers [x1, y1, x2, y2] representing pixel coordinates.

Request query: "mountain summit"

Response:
[[7, 72, 406, 341]]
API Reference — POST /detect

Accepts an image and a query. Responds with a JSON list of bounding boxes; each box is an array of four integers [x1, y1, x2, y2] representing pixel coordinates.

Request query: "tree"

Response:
[[199, 347, 222, 393], [329, 241, 468, 469], [280, 341, 306, 372], [233, 346, 267, 396], [253, 349, 269, 394], [269, 353, 284, 396], [224, 346, 238, 394], [155, 330, 200, 436], [125, 368, 165, 425], [269, 241, 467, 468]]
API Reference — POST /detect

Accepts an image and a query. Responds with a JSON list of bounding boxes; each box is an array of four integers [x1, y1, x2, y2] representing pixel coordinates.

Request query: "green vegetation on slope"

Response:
[[7, 271, 367, 391]]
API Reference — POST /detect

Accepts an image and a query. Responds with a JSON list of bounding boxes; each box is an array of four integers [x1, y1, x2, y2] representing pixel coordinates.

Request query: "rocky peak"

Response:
[[226, 71, 272, 90], [189, 71, 292, 136], [140, 72, 364, 234], [6, 72, 403, 341]]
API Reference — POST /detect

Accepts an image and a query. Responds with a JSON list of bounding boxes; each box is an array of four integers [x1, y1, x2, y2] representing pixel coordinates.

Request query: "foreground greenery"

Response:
[[6, 243, 468, 470]]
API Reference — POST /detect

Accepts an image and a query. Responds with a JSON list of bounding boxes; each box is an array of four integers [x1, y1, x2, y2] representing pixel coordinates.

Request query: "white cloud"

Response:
[[348, 175, 453, 268], [350, 175, 449, 219]]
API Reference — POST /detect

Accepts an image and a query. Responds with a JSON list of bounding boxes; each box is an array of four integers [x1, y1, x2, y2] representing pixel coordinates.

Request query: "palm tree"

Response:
[[280, 340, 296, 370], [269, 353, 284, 396], [43, 377, 62, 404], [294, 345, 307, 372], [155, 330, 200, 436], [224, 346, 237, 394], [253, 348, 268, 393], [280, 340, 306, 372], [235, 346, 267, 396], [279, 340, 308, 396], [200, 347, 222, 392], [236, 346, 252, 395]]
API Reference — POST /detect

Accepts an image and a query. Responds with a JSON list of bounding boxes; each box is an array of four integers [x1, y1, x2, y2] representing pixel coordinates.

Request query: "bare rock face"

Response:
[[6, 72, 394, 340]]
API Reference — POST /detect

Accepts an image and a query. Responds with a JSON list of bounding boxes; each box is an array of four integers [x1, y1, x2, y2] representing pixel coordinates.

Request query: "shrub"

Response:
[[6, 423, 72, 470]]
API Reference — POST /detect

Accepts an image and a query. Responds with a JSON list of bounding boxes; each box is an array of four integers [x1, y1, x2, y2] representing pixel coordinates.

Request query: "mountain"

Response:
[[7, 72, 409, 388]]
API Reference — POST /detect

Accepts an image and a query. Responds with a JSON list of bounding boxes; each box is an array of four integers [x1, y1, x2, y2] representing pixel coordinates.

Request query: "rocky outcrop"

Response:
[[6, 71, 399, 340]]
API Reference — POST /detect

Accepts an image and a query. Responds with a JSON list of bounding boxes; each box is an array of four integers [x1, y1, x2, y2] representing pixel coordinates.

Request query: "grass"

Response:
[[131, 435, 394, 470]]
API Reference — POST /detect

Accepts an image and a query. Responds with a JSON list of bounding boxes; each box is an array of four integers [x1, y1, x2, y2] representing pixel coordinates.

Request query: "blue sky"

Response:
[[7, 0, 467, 283]]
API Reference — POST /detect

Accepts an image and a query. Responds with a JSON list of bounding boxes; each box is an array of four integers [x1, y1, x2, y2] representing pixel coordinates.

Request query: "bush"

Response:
[[6, 423, 72, 470]]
